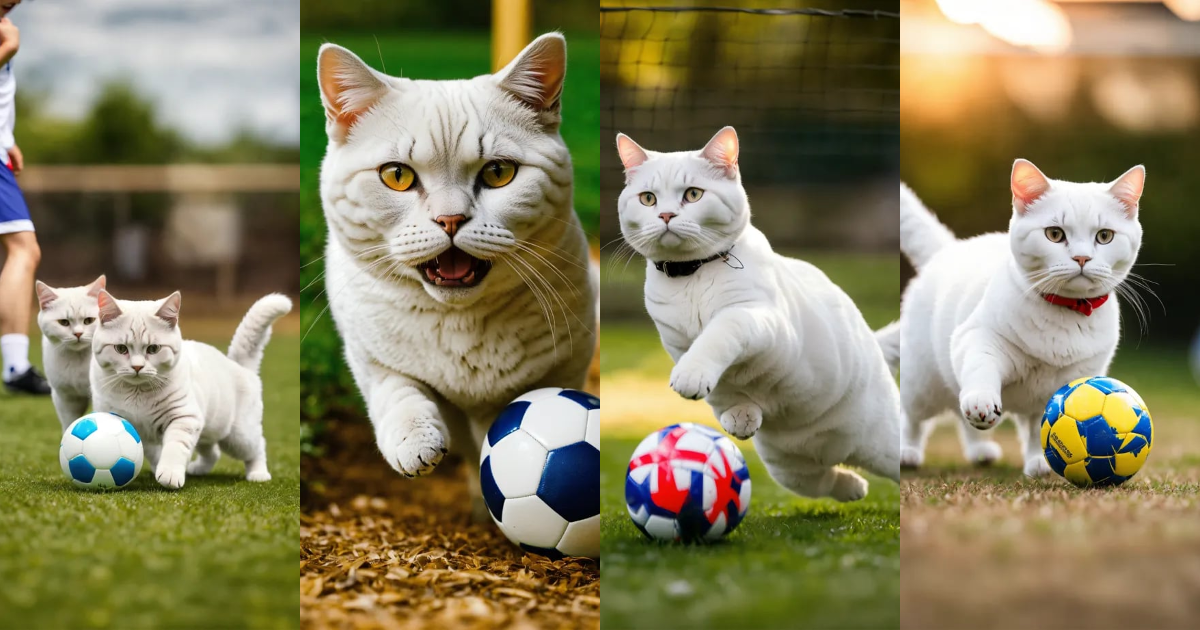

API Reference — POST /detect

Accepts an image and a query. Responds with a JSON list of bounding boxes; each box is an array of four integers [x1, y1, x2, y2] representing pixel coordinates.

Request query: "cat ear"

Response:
[[87, 275, 107, 298], [317, 44, 390, 144], [495, 33, 566, 125], [155, 292, 182, 329], [35, 281, 57, 311], [701, 126, 739, 176], [1011, 159, 1051, 214], [616, 133, 648, 171], [1109, 165, 1145, 217], [97, 290, 123, 325]]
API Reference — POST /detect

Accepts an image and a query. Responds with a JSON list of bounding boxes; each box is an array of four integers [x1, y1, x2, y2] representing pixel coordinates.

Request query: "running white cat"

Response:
[[616, 127, 900, 501], [90, 290, 292, 489], [899, 160, 1144, 476], [35, 275, 105, 429], [315, 33, 595, 500]]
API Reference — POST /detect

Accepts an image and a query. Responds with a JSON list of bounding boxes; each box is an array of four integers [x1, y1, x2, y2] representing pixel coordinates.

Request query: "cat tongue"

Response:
[[436, 248, 474, 280]]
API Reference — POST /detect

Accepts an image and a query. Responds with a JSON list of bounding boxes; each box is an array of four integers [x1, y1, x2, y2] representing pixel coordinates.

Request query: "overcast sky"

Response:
[[12, 0, 299, 146]]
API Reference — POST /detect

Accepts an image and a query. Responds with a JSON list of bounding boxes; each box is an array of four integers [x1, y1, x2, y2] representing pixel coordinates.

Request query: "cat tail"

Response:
[[228, 293, 293, 373], [875, 320, 900, 375], [900, 182, 955, 270]]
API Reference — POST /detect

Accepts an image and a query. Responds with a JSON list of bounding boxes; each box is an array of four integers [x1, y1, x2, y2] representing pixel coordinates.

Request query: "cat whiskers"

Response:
[[501, 252, 562, 358], [303, 253, 406, 342]]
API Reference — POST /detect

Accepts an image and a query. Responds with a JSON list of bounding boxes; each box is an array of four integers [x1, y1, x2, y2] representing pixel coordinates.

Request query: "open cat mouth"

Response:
[[418, 246, 492, 288]]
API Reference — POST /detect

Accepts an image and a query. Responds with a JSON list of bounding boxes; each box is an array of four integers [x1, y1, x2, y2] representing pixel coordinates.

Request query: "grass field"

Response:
[[901, 346, 1200, 630], [0, 325, 300, 630], [600, 252, 901, 629]]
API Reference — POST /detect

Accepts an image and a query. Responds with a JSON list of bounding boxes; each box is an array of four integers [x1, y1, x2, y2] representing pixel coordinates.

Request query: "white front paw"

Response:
[[831, 470, 869, 502], [670, 358, 720, 400], [1023, 454, 1052, 478], [380, 419, 448, 478], [719, 404, 762, 440], [960, 390, 1003, 429], [900, 446, 925, 469], [964, 440, 1003, 466], [155, 463, 186, 490], [246, 470, 272, 482]]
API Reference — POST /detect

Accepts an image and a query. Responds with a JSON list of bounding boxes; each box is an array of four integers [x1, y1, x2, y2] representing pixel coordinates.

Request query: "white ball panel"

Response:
[[82, 432, 122, 469], [702, 474, 716, 512], [91, 469, 116, 489], [489, 431, 548, 498], [673, 467, 692, 492], [116, 431, 142, 461], [520, 396, 588, 450], [675, 431, 716, 455], [704, 513, 728, 541], [628, 463, 653, 485], [585, 409, 599, 449], [629, 432, 661, 461], [60, 433, 84, 458], [642, 514, 678, 541], [708, 450, 728, 477], [739, 480, 752, 515], [673, 458, 706, 474], [514, 387, 563, 403], [628, 504, 649, 526], [557, 514, 600, 558], [500, 496, 569, 548]]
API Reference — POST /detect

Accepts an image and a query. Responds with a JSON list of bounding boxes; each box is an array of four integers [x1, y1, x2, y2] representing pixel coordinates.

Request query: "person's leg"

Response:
[[0, 230, 40, 382]]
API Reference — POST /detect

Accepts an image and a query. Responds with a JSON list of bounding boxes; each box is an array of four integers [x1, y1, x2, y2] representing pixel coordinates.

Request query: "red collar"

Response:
[[1042, 293, 1109, 316]]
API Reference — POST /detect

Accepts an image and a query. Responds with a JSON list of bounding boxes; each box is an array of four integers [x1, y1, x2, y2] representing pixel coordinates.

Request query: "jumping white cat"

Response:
[[90, 290, 292, 489], [898, 160, 1145, 476], [616, 127, 900, 501], [315, 33, 595, 506], [35, 275, 105, 429]]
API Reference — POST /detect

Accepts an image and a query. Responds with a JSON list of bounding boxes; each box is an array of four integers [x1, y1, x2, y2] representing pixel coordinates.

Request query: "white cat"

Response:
[[898, 160, 1145, 476], [616, 127, 900, 501], [90, 290, 292, 489], [35, 275, 105, 429], [315, 33, 596, 504]]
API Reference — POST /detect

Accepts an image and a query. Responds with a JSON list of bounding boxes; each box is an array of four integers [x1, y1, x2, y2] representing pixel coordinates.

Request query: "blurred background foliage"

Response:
[[299, 0, 601, 439]]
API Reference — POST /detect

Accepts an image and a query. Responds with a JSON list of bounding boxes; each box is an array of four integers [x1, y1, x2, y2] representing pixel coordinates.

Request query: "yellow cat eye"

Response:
[[683, 187, 704, 203], [638, 192, 657, 206], [1096, 229, 1115, 244], [1044, 227, 1066, 243], [379, 163, 417, 192], [480, 160, 518, 188]]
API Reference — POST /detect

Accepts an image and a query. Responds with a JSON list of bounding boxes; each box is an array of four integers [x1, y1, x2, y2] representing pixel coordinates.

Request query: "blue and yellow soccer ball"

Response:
[[1041, 376, 1153, 487]]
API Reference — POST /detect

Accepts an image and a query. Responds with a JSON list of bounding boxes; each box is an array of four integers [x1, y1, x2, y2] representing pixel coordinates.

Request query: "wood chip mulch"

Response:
[[301, 419, 600, 630]]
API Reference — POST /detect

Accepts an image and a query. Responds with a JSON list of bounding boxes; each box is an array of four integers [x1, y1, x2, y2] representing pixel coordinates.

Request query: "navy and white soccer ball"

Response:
[[59, 412, 144, 489], [626, 423, 751, 542], [480, 388, 600, 559]]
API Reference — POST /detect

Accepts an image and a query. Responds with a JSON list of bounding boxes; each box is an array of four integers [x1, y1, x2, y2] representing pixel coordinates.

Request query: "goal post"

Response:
[[492, 0, 532, 72]]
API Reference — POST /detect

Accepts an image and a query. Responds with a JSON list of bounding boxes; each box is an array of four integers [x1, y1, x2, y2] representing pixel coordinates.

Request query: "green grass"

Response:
[[599, 251, 901, 629], [0, 334, 300, 629]]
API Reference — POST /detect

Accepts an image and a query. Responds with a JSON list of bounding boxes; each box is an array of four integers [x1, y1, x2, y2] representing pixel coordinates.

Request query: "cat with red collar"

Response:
[[896, 160, 1145, 477]]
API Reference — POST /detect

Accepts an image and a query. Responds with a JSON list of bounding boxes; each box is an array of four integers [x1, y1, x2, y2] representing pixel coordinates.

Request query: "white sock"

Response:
[[1, 333, 31, 382]]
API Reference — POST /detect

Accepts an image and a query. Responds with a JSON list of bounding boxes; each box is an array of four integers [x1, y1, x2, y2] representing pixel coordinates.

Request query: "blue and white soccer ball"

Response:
[[480, 388, 600, 559], [59, 412, 144, 489], [626, 423, 751, 543]]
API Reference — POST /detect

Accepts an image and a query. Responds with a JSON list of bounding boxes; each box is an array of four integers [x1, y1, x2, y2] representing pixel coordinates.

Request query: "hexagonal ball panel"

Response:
[[489, 430, 548, 498]]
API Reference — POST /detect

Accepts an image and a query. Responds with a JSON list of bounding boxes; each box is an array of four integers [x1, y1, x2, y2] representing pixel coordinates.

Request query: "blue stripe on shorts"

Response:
[[0, 161, 33, 234]]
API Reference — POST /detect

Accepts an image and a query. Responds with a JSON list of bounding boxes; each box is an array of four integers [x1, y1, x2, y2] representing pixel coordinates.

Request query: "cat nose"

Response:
[[658, 212, 676, 224], [1073, 255, 1091, 268], [73, 332, 82, 339], [435, 214, 468, 237], [132, 365, 143, 373]]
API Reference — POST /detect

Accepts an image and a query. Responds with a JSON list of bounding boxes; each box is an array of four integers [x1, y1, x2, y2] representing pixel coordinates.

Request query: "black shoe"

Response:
[[4, 366, 52, 395]]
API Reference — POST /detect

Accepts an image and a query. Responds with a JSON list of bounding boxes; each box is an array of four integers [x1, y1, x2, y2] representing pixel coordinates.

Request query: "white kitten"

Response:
[[35, 275, 106, 429], [315, 33, 595, 507], [616, 127, 900, 501], [90, 290, 292, 489], [899, 160, 1145, 475]]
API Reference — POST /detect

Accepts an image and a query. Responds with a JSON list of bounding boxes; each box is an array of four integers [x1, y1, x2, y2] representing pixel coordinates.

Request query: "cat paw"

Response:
[[719, 404, 762, 440], [186, 461, 213, 476], [380, 420, 448, 478], [964, 440, 1003, 466], [959, 390, 1003, 430], [900, 446, 925, 469], [246, 469, 272, 482], [1023, 454, 1052, 478], [669, 360, 720, 400], [830, 469, 869, 502], [155, 464, 186, 490]]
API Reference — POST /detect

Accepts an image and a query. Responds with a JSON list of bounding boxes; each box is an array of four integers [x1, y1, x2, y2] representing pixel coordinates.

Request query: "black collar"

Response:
[[652, 249, 736, 278]]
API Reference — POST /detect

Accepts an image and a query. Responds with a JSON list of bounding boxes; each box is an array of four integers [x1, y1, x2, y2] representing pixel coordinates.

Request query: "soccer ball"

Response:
[[1041, 376, 1153, 488], [480, 388, 599, 559], [60, 412, 144, 489], [625, 423, 751, 542]]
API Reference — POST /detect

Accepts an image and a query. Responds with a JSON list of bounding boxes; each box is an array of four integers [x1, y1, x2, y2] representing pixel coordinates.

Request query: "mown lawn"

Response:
[[0, 329, 300, 630]]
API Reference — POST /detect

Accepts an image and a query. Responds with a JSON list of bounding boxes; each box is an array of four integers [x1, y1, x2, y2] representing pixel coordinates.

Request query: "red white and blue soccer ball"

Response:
[[59, 412, 144, 490], [480, 388, 600, 559], [626, 423, 751, 542]]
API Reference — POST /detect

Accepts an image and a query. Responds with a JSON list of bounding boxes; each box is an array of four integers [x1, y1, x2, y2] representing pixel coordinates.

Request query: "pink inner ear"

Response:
[[617, 135, 647, 171], [1110, 166, 1145, 213], [702, 127, 739, 171], [1011, 159, 1050, 211], [36, 283, 57, 310]]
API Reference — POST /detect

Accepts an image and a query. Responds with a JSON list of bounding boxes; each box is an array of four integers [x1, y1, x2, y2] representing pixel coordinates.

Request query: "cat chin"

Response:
[[418, 282, 490, 307]]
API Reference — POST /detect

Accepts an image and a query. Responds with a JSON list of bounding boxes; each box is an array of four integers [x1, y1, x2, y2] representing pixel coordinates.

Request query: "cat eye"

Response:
[[480, 160, 518, 188], [1044, 227, 1066, 243], [115, 344, 129, 355], [57, 319, 70, 327], [1096, 229, 1115, 244], [638, 192, 657, 207], [683, 187, 705, 203], [146, 344, 160, 355], [83, 318, 95, 325], [378, 163, 417, 192]]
